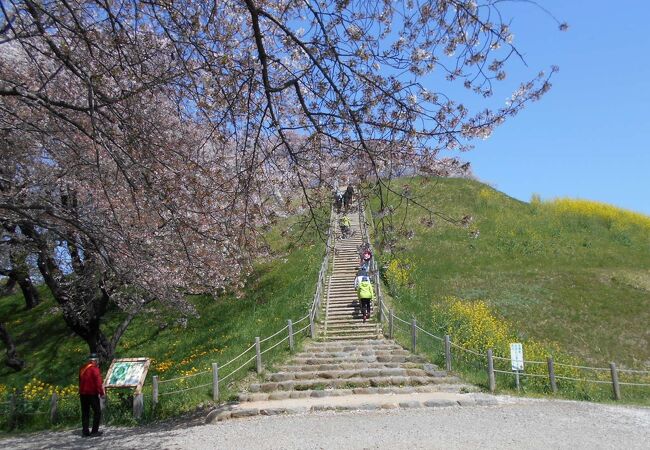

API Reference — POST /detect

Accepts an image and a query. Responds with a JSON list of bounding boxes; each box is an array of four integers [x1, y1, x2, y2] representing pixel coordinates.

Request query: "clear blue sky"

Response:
[[462, 1, 650, 215]]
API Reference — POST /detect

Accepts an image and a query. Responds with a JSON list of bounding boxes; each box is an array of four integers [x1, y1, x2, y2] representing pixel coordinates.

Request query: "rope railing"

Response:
[[219, 355, 258, 384], [416, 325, 444, 342], [157, 369, 211, 385], [260, 335, 289, 355], [259, 324, 289, 344], [294, 323, 311, 336], [218, 343, 257, 371], [552, 362, 617, 371]]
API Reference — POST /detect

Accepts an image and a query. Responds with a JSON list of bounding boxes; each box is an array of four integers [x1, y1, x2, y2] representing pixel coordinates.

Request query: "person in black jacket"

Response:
[[343, 185, 354, 210]]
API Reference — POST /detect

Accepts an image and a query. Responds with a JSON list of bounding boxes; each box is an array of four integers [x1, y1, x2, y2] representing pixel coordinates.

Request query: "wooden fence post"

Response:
[[152, 376, 159, 407], [49, 392, 58, 424], [212, 363, 219, 402], [487, 349, 496, 393], [389, 310, 394, 339], [309, 314, 315, 339], [378, 289, 383, 323], [411, 319, 417, 353], [444, 335, 452, 372], [610, 362, 621, 400], [133, 393, 144, 419], [9, 392, 17, 430], [547, 357, 557, 394], [255, 337, 262, 374], [287, 319, 294, 352]]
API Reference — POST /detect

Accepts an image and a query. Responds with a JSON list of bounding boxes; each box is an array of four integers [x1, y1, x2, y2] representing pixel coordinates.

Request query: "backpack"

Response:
[[357, 279, 373, 299]]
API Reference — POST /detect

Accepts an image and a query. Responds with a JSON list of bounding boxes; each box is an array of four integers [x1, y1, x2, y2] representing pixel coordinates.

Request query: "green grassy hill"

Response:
[[0, 215, 323, 431], [369, 177, 650, 400]]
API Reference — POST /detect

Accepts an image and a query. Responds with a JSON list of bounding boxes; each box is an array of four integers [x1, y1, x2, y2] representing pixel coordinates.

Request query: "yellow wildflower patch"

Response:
[[386, 258, 415, 287], [545, 198, 650, 231]]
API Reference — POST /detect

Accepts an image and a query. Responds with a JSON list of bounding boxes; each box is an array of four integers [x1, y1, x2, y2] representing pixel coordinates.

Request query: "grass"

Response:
[[0, 213, 325, 432], [368, 176, 650, 404]]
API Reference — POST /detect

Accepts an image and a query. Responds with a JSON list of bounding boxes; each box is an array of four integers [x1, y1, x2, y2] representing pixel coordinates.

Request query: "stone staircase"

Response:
[[204, 206, 492, 424], [206, 339, 488, 422], [322, 210, 381, 340]]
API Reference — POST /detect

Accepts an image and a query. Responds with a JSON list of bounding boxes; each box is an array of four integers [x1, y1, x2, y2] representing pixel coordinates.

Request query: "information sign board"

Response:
[[104, 358, 150, 394], [510, 343, 524, 371]]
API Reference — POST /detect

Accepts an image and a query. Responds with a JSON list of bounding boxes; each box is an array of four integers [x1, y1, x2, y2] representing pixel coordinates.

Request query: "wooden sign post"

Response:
[[104, 357, 151, 419]]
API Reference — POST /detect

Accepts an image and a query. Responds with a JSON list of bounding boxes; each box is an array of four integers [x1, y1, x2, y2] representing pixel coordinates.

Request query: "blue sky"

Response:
[[461, 1, 650, 214]]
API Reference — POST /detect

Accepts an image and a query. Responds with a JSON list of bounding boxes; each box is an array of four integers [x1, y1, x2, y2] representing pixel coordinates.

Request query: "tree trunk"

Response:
[[16, 276, 40, 310], [0, 322, 25, 371], [87, 327, 114, 365]]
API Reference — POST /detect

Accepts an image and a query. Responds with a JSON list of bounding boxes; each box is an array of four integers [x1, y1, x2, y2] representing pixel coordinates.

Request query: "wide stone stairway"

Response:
[[205, 205, 493, 423]]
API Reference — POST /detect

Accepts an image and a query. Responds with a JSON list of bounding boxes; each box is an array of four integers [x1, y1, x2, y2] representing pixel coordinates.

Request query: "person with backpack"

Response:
[[358, 243, 372, 271], [79, 353, 105, 437], [354, 269, 369, 290], [339, 214, 351, 239], [333, 191, 343, 214], [356, 275, 375, 322]]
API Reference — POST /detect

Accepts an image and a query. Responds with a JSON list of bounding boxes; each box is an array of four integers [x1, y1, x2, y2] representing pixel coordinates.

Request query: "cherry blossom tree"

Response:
[[0, 0, 563, 360]]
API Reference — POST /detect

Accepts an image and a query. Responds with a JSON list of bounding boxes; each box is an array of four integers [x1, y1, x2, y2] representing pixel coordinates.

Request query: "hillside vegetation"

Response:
[[369, 177, 650, 401], [0, 216, 323, 431]]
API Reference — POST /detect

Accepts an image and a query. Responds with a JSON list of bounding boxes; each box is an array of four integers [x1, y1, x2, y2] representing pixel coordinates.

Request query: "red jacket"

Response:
[[79, 362, 105, 396]]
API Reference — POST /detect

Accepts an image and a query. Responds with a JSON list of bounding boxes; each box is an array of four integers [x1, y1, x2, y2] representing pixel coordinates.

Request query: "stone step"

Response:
[[323, 318, 374, 324], [248, 375, 456, 393], [326, 306, 362, 312], [325, 312, 365, 318], [300, 342, 399, 349], [322, 331, 382, 340], [325, 313, 372, 320], [276, 361, 422, 372], [304, 339, 394, 347], [265, 367, 431, 382], [325, 334, 382, 341], [325, 323, 378, 330], [237, 383, 475, 402], [289, 354, 427, 365]]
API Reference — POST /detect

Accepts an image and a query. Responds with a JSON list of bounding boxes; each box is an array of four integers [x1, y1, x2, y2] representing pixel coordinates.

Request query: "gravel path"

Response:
[[2, 398, 649, 449]]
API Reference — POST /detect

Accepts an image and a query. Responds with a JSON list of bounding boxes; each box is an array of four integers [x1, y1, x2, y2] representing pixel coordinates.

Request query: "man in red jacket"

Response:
[[79, 353, 105, 437]]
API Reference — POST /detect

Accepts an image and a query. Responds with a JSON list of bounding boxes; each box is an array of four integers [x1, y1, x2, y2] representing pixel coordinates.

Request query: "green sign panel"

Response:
[[104, 358, 150, 394]]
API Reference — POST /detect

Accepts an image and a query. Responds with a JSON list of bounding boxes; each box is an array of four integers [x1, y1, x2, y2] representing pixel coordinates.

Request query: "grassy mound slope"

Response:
[[370, 177, 650, 369], [0, 215, 323, 430]]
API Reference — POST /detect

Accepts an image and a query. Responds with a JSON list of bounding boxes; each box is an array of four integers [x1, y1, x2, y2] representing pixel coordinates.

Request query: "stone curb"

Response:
[[205, 394, 500, 424]]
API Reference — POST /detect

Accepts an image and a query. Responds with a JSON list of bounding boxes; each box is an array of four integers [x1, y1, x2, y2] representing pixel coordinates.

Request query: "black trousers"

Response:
[[80, 394, 101, 434], [360, 298, 371, 317]]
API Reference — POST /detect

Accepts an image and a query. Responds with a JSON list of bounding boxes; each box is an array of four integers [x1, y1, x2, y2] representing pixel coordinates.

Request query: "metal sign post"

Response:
[[510, 343, 524, 392]]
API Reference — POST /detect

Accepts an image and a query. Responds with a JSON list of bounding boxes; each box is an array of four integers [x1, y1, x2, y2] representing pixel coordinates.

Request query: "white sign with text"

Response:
[[510, 343, 524, 371]]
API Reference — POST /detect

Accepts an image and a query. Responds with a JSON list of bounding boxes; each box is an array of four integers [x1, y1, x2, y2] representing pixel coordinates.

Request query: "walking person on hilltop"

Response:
[[79, 353, 105, 438], [356, 275, 375, 322]]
